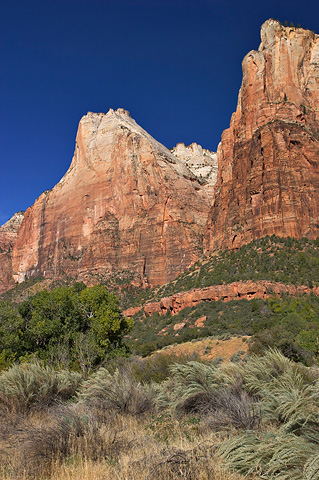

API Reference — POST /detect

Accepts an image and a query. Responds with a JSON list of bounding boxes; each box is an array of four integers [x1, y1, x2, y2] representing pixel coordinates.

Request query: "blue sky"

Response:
[[1, 0, 318, 225]]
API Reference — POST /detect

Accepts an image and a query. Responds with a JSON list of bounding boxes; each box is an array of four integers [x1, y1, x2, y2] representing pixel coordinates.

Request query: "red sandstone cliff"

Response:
[[0, 212, 24, 293], [11, 109, 211, 288], [205, 20, 319, 251]]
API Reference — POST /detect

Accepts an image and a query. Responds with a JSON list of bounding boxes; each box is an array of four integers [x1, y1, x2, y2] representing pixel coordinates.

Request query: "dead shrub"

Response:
[[3, 405, 87, 477], [1, 403, 145, 478], [131, 352, 202, 384]]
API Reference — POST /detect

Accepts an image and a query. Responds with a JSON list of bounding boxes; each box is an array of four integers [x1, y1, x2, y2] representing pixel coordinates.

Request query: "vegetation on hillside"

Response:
[[1, 236, 319, 477], [130, 236, 319, 307], [129, 294, 319, 364], [3, 236, 318, 309], [1, 350, 318, 479]]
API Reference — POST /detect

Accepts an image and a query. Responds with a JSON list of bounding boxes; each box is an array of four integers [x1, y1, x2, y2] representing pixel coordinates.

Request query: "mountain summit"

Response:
[[7, 108, 211, 291]]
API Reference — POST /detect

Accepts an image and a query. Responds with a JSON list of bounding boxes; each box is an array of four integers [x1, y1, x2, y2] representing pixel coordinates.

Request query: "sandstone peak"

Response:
[[114, 107, 130, 117], [259, 19, 284, 50], [10, 109, 212, 288], [259, 19, 318, 52], [64, 108, 198, 184]]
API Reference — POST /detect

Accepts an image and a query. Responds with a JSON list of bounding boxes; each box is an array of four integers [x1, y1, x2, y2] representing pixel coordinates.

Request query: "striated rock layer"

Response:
[[0, 212, 24, 294], [11, 109, 212, 288], [205, 20, 319, 251]]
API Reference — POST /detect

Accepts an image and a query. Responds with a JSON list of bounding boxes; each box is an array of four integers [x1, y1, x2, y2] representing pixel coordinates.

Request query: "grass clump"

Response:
[[0, 362, 82, 413], [219, 431, 317, 480]]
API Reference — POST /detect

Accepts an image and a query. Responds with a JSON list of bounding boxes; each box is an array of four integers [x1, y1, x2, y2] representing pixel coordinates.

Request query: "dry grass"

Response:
[[157, 336, 249, 362], [2, 350, 316, 480], [49, 455, 248, 480], [0, 406, 249, 480]]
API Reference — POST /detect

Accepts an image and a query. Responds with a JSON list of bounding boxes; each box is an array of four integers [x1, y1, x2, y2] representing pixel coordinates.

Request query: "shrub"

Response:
[[2, 404, 128, 478], [78, 367, 159, 415], [167, 361, 221, 413], [204, 387, 261, 430], [219, 431, 318, 479], [131, 352, 202, 384]]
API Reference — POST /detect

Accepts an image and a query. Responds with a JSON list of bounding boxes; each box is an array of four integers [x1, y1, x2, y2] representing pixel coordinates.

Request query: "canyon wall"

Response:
[[2, 20, 319, 294], [205, 19, 319, 251]]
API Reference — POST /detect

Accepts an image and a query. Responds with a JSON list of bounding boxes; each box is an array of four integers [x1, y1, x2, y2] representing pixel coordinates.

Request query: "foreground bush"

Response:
[[0, 363, 82, 413], [165, 361, 260, 430]]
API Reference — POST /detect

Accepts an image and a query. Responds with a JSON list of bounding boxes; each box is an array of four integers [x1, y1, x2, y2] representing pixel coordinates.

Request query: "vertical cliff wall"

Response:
[[205, 19, 319, 251]]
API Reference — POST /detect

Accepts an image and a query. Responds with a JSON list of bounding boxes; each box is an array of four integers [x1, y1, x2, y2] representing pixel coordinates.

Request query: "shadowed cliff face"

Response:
[[11, 109, 211, 288], [205, 19, 319, 252]]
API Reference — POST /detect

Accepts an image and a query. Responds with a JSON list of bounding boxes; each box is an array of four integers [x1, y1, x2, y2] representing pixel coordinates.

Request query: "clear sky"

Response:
[[1, 0, 318, 225]]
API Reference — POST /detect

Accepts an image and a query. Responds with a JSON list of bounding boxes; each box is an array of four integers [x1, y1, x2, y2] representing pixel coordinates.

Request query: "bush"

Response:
[[2, 404, 129, 478], [78, 367, 159, 415], [204, 387, 261, 430], [131, 352, 202, 384], [219, 431, 318, 479]]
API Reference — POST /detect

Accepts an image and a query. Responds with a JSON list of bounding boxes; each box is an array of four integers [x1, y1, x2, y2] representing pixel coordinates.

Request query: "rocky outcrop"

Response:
[[11, 109, 212, 288], [205, 20, 319, 251], [124, 280, 316, 317], [171, 143, 218, 199], [0, 212, 24, 294]]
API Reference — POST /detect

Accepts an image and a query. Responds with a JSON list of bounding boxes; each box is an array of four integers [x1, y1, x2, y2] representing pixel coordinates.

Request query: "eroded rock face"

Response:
[[171, 143, 218, 199], [205, 20, 319, 251], [0, 212, 24, 293], [12, 109, 212, 288]]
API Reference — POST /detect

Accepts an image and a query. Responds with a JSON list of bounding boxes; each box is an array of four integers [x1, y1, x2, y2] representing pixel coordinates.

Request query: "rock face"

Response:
[[124, 280, 316, 317], [205, 20, 319, 251], [11, 109, 212, 288], [0, 212, 24, 294], [171, 143, 218, 199]]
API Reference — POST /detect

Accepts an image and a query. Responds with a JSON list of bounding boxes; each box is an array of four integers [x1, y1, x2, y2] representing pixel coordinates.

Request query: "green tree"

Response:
[[0, 301, 24, 366], [12, 284, 133, 367], [78, 284, 133, 357]]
